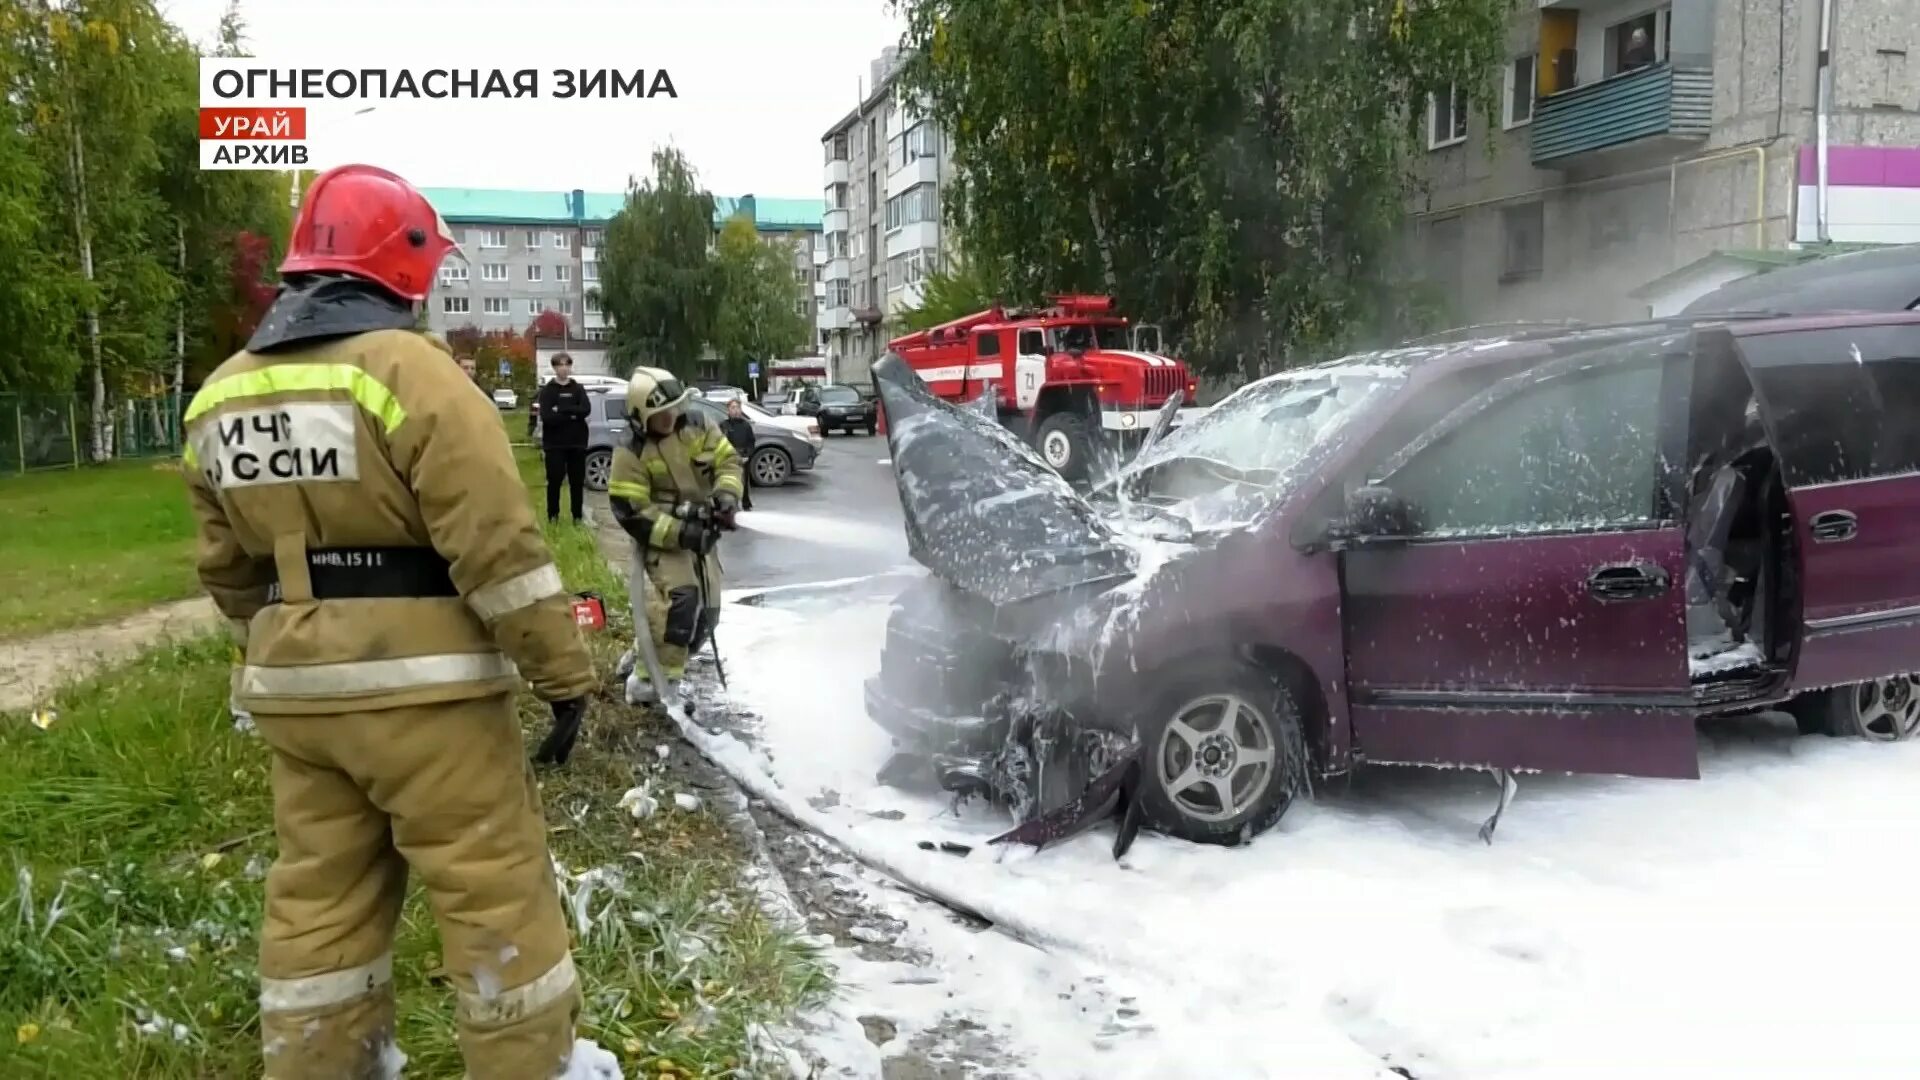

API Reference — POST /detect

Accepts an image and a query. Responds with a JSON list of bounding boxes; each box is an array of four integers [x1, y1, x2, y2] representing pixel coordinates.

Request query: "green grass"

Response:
[[0, 462, 201, 639], [0, 519, 828, 1077]]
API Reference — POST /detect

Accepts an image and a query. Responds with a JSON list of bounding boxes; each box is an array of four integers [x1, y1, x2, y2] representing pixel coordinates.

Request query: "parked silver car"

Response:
[[585, 393, 820, 491]]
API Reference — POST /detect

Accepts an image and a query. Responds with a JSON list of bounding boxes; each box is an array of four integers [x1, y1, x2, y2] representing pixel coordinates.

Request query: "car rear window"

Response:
[[819, 388, 860, 403], [603, 397, 625, 420], [1737, 324, 1920, 485]]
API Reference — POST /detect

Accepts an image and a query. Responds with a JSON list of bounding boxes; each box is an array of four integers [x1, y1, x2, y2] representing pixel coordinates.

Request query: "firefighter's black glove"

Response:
[[712, 491, 740, 528], [678, 519, 721, 555], [533, 696, 588, 766]]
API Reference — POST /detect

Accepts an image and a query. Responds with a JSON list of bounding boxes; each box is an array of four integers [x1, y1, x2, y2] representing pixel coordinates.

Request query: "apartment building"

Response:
[[421, 187, 826, 358], [819, 46, 956, 385], [1408, 0, 1920, 325]]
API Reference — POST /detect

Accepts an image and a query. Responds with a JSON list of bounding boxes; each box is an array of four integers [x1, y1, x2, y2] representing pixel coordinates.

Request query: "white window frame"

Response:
[[1428, 85, 1469, 150], [481, 263, 509, 282], [477, 229, 507, 249], [443, 296, 469, 314], [794, 298, 809, 317], [482, 296, 511, 316], [525, 230, 542, 248], [555, 264, 572, 283], [527, 299, 543, 316], [526, 264, 543, 282], [582, 261, 599, 282], [558, 298, 574, 316], [584, 293, 602, 315], [440, 264, 468, 283], [1504, 54, 1538, 129], [554, 232, 571, 251]]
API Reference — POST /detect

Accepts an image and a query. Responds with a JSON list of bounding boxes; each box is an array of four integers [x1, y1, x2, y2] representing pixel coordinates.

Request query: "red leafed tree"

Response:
[[228, 231, 278, 340], [473, 329, 537, 395], [445, 325, 484, 358], [526, 309, 569, 340]]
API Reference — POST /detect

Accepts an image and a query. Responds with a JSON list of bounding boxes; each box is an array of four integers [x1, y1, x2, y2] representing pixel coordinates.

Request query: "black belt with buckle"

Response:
[[265, 546, 459, 603]]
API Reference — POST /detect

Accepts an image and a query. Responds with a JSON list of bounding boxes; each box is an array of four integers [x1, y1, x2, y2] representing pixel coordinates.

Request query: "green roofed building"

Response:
[[419, 186, 827, 356]]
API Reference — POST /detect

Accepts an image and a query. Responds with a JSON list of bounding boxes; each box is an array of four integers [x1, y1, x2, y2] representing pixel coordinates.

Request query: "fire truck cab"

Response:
[[885, 295, 1201, 481]]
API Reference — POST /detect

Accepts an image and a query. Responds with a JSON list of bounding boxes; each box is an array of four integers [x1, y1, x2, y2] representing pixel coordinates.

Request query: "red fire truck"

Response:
[[885, 295, 1200, 481]]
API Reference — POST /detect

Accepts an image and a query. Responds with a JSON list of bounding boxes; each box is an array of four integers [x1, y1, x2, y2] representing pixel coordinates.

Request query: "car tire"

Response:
[[1124, 664, 1309, 846], [749, 446, 794, 488], [1789, 674, 1920, 740], [584, 449, 612, 493], [1034, 411, 1092, 482]]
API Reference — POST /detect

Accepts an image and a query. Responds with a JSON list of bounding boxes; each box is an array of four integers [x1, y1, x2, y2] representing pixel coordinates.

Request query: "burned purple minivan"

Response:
[[864, 312, 1920, 848]]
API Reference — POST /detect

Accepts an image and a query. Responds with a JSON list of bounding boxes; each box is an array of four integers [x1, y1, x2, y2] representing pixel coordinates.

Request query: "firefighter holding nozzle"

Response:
[[605, 367, 744, 707]]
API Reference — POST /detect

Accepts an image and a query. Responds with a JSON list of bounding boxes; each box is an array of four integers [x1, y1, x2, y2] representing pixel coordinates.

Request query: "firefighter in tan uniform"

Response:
[[181, 163, 600, 1080], [607, 369, 743, 705]]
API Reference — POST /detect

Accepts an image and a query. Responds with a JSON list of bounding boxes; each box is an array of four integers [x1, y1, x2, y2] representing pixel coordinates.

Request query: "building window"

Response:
[[556, 264, 572, 283], [829, 280, 850, 308], [583, 261, 599, 282], [477, 229, 507, 248], [583, 229, 603, 247], [1504, 55, 1536, 128], [554, 233, 570, 250], [825, 133, 849, 162], [527, 299, 543, 316], [1500, 202, 1545, 283], [481, 263, 508, 282], [440, 264, 468, 283], [1428, 85, 1468, 149], [866, 118, 876, 157], [886, 183, 939, 232], [443, 296, 469, 314], [794, 267, 809, 283], [794, 299, 808, 317], [483, 296, 511, 315], [524, 230, 542, 248], [558, 298, 573, 316], [828, 182, 848, 210], [526, 264, 543, 282], [1606, 8, 1668, 76], [584, 294, 601, 315]]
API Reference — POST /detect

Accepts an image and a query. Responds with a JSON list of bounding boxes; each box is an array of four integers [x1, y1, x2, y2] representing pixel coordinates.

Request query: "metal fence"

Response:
[[0, 393, 185, 474]]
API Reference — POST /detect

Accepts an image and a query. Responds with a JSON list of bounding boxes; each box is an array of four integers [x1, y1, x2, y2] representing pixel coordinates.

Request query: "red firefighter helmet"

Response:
[[279, 164, 459, 302]]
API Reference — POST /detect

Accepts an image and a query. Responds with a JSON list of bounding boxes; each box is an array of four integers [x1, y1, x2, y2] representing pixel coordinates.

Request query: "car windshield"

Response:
[[1116, 365, 1408, 531], [1051, 324, 1133, 351]]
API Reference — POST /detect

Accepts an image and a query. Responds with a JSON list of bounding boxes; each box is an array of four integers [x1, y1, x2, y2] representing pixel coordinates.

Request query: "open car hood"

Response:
[[872, 353, 1139, 607]]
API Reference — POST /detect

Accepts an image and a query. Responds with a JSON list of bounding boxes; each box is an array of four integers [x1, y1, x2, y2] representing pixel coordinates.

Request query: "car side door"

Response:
[[1339, 338, 1701, 780], [1733, 319, 1920, 690]]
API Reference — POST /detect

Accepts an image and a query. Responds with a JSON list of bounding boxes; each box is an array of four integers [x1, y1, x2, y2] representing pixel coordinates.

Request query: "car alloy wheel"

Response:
[[584, 449, 612, 492], [1155, 692, 1279, 824], [1847, 674, 1920, 740], [751, 447, 793, 487]]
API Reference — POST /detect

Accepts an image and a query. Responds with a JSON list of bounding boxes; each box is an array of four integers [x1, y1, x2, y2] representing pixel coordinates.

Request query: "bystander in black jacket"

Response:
[[534, 371, 594, 522], [720, 410, 756, 510]]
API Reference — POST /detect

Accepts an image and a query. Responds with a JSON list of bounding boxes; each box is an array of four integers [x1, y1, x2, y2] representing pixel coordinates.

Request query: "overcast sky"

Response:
[[161, 0, 906, 199]]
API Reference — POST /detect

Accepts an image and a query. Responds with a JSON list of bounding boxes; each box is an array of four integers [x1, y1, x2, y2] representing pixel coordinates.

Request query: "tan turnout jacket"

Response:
[[183, 328, 595, 714]]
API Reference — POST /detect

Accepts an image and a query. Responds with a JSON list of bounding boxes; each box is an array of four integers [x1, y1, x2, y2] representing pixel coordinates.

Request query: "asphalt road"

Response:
[[585, 431, 912, 593], [720, 431, 912, 590]]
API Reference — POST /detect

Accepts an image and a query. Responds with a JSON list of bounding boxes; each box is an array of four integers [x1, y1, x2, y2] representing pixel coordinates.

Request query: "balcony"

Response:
[[818, 305, 851, 331], [823, 256, 850, 282], [885, 219, 940, 260], [813, 280, 826, 298], [823, 208, 850, 235], [824, 157, 849, 186], [1531, 63, 1711, 168], [886, 154, 940, 199]]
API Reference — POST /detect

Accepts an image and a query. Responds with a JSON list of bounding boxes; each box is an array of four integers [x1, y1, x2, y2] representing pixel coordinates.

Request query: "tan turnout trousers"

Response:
[[254, 695, 581, 1080]]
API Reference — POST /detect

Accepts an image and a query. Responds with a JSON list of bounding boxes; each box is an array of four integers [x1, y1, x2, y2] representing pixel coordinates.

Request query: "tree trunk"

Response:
[[70, 116, 106, 462], [174, 219, 186, 399], [1086, 191, 1120, 294]]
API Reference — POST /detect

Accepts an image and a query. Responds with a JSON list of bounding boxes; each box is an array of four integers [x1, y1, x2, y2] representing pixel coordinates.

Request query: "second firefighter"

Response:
[[607, 368, 744, 704]]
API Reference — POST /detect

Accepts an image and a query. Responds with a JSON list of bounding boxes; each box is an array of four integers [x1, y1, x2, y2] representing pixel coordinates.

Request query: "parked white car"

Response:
[[491, 387, 518, 410]]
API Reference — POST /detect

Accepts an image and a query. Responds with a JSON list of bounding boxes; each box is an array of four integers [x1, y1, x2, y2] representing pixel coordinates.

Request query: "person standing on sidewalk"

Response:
[[534, 354, 592, 523], [180, 163, 598, 1079], [719, 397, 756, 511]]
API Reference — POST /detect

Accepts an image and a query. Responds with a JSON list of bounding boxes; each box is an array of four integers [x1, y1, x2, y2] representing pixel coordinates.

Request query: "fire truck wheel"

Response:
[[1132, 663, 1307, 846], [1035, 412, 1092, 481]]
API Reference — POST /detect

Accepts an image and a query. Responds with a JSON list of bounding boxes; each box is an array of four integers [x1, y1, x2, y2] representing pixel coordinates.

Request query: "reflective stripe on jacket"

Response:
[[182, 329, 596, 714], [606, 412, 744, 549]]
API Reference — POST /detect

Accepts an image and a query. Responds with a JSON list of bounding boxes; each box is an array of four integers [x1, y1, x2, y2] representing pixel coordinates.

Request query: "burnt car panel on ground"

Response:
[[867, 312, 1920, 848]]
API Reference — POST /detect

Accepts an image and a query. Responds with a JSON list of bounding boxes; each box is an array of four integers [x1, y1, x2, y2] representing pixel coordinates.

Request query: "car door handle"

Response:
[[1810, 510, 1857, 543], [1587, 562, 1670, 602]]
